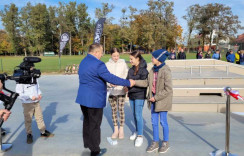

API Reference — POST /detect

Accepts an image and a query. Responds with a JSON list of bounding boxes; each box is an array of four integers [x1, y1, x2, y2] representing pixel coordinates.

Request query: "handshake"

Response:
[[129, 79, 135, 87], [110, 79, 135, 93], [122, 79, 135, 93]]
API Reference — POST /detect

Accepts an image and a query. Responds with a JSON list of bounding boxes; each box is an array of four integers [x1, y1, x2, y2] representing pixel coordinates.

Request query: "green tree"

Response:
[[47, 6, 58, 53], [213, 4, 242, 49], [0, 4, 20, 54], [64, 2, 77, 55], [128, 6, 137, 52], [28, 3, 51, 55], [185, 3, 242, 51], [77, 3, 92, 53], [0, 30, 12, 55], [19, 2, 32, 56], [183, 4, 200, 53], [95, 3, 114, 23], [119, 8, 130, 52], [132, 0, 180, 52]]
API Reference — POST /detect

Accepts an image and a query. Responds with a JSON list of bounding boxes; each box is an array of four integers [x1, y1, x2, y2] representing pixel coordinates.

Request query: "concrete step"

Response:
[[125, 95, 244, 112], [172, 96, 244, 112], [173, 78, 244, 86], [173, 85, 244, 96]]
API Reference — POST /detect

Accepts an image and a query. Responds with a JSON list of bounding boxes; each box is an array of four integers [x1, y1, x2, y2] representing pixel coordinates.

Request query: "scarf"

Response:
[[153, 63, 165, 72]]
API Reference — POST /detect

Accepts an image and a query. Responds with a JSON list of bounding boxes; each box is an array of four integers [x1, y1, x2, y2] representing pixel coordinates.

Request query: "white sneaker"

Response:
[[135, 136, 143, 147], [130, 132, 137, 141]]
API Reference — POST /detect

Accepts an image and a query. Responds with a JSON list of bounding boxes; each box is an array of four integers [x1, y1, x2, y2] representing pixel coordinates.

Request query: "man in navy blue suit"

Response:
[[76, 43, 134, 156]]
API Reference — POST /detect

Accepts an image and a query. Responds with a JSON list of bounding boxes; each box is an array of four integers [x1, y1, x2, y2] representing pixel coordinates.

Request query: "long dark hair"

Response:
[[130, 51, 142, 75], [110, 48, 120, 55]]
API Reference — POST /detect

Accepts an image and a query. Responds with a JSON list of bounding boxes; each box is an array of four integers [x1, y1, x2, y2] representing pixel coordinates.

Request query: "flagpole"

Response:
[[59, 54, 61, 71]]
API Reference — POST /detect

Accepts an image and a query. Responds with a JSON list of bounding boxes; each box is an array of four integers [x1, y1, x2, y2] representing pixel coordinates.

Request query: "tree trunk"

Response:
[[209, 30, 213, 51], [24, 49, 27, 56], [81, 35, 84, 47], [202, 35, 205, 52], [103, 35, 105, 54], [122, 40, 124, 53], [69, 31, 72, 56], [130, 42, 132, 53], [187, 31, 192, 53], [216, 36, 219, 50]]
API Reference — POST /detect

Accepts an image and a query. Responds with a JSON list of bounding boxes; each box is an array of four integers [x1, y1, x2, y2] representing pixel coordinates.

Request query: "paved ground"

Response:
[[1, 75, 244, 156]]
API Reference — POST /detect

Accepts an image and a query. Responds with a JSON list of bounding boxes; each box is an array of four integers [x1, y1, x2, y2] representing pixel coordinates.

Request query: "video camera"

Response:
[[0, 57, 41, 84], [8, 57, 41, 84], [0, 57, 42, 127]]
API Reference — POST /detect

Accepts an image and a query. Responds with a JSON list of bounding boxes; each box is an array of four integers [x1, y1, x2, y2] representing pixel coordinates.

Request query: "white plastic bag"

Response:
[[107, 137, 118, 145], [106, 90, 110, 107]]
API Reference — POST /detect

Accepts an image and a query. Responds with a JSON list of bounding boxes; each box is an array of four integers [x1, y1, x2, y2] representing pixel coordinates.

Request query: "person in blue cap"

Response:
[[131, 49, 173, 154]]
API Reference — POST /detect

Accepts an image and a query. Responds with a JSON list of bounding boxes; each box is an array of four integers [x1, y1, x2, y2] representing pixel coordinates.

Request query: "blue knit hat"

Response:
[[152, 49, 169, 63]]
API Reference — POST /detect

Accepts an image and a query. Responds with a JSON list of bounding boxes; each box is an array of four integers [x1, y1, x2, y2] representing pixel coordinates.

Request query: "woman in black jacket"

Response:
[[126, 51, 148, 147]]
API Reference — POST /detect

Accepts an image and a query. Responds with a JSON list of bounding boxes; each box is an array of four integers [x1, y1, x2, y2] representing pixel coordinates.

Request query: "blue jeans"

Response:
[[129, 99, 145, 135], [151, 103, 169, 142]]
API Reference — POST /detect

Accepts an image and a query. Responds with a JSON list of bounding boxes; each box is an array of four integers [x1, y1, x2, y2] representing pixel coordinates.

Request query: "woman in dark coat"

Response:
[[126, 51, 148, 147]]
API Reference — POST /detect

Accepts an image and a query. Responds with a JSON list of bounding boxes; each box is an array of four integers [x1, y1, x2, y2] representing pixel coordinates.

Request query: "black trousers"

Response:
[[80, 105, 103, 153]]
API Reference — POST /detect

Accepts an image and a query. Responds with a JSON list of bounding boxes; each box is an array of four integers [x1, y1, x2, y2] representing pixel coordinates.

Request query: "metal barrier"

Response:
[[210, 87, 243, 156]]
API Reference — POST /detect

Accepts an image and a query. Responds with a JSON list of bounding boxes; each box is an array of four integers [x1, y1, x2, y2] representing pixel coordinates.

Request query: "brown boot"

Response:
[[118, 126, 124, 139], [146, 141, 159, 153], [158, 141, 169, 153], [111, 126, 119, 139]]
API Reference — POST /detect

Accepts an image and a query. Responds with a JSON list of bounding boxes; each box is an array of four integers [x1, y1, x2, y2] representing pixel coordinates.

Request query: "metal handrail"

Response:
[[169, 64, 229, 75], [169, 64, 229, 68]]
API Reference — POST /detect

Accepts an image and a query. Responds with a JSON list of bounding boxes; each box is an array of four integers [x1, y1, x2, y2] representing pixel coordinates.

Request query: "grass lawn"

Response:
[[0, 52, 227, 74]]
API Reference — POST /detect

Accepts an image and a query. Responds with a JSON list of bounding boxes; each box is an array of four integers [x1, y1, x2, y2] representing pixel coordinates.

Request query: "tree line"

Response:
[[0, 0, 182, 56], [0, 0, 242, 56], [183, 3, 242, 53]]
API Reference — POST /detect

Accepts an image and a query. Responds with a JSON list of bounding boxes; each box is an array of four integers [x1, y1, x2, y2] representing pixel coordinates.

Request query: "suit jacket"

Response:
[[75, 54, 130, 108]]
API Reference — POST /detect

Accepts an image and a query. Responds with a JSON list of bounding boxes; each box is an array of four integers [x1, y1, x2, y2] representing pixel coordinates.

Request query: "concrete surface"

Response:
[[0, 75, 243, 156]]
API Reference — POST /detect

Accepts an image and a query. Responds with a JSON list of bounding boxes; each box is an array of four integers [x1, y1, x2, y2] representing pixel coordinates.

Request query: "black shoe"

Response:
[[27, 134, 33, 144], [90, 148, 107, 156], [90, 151, 100, 156], [1, 128, 6, 136], [40, 130, 54, 137]]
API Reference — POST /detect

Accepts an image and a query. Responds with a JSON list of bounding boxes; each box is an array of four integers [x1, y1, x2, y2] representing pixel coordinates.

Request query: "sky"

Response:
[[0, 0, 244, 37]]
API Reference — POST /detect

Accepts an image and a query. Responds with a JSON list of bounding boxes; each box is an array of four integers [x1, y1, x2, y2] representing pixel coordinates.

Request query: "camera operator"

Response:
[[0, 80, 11, 122], [15, 66, 54, 144]]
